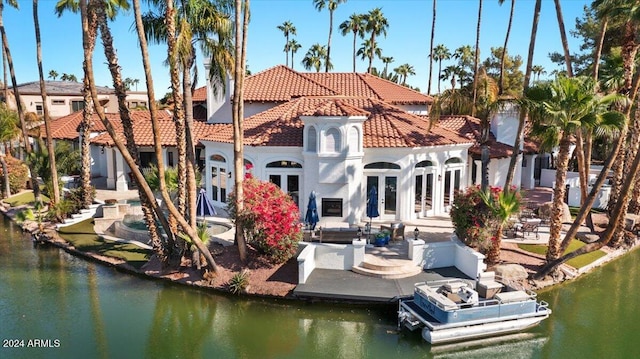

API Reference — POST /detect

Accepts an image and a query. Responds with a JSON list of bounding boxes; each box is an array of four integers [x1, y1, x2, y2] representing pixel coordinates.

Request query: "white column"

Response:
[[106, 148, 115, 190], [115, 150, 129, 191]]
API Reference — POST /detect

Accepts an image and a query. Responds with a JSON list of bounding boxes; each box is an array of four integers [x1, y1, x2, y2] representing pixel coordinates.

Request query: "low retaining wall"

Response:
[[298, 240, 366, 284], [422, 235, 486, 279]]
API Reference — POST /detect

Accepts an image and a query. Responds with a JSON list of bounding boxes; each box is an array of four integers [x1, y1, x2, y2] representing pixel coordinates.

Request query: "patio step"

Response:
[[352, 253, 422, 279]]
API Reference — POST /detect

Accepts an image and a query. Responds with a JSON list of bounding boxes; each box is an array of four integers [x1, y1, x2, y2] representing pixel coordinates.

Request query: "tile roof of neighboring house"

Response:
[[192, 86, 207, 102], [438, 115, 539, 158], [244, 65, 337, 102], [11, 81, 113, 95], [304, 72, 433, 105], [46, 110, 173, 141], [243, 65, 432, 105], [202, 97, 472, 148], [91, 117, 213, 147]]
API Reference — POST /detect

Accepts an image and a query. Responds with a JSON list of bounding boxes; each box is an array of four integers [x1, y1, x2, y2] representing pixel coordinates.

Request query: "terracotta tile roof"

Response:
[[437, 115, 540, 158], [91, 116, 213, 147], [305, 72, 433, 105], [46, 110, 173, 141], [192, 86, 207, 102], [244, 66, 433, 106], [202, 97, 472, 148], [244, 65, 337, 102], [301, 99, 370, 117]]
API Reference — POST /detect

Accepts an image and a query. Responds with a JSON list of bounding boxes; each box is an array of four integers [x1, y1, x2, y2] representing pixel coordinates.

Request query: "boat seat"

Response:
[[494, 290, 531, 304], [477, 271, 503, 299]]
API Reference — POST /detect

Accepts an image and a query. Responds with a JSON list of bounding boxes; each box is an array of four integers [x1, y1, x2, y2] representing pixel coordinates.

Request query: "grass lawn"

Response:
[[568, 206, 607, 217], [3, 191, 50, 207], [58, 218, 151, 269], [519, 239, 606, 269]]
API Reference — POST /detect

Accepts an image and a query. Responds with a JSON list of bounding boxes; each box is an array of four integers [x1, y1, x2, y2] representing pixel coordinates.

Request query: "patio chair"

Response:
[[515, 219, 540, 240], [380, 222, 405, 241]]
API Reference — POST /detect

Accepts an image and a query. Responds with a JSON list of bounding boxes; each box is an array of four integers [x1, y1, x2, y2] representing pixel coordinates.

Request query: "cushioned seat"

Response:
[[476, 271, 503, 299]]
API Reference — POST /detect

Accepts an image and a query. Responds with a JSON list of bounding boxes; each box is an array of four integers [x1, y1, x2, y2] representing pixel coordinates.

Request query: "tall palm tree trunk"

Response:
[[504, 0, 541, 189], [471, 0, 482, 117], [182, 52, 198, 230], [547, 136, 571, 261], [427, 0, 436, 95], [351, 31, 357, 72], [33, 0, 60, 205], [232, 0, 249, 262], [0, 1, 40, 202], [325, 9, 333, 73], [367, 33, 376, 74], [498, 0, 515, 95], [165, 4, 186, 241], [95, 1, 168, 255]]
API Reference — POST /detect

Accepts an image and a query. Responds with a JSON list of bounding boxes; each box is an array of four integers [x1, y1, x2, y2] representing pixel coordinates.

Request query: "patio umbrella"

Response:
[[366, 186, 380, 242], [196, 188, 217, 217], [305, 191, 319, 230]]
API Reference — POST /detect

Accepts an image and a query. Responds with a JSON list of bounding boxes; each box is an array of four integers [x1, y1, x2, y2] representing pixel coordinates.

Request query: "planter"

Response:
[[374, 235, 387, 247]]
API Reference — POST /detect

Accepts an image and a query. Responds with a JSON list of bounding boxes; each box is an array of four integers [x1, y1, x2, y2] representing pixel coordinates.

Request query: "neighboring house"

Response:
[[192, 86, 208, 121], [7, 81, 149, 119]]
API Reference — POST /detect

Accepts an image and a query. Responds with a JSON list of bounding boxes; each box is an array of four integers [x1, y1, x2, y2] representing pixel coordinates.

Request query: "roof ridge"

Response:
[[294, 69, 341, 96], [356, 73, 384, 101]]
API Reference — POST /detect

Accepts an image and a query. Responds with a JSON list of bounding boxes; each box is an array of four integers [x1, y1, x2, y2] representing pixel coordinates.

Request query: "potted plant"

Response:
[[375, 232, 387, 247]]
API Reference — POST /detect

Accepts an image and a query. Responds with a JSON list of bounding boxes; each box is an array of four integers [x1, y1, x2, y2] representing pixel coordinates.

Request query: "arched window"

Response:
[[307, 127, 317, 152], [324, 128, 341, 153], [348, 127, 360, 152], [210, 154, 226, 162], [266, 160, 302, 168], [364, 162, 401, 170], [415, 160, 434, 168], [445, 157, 463, 165]]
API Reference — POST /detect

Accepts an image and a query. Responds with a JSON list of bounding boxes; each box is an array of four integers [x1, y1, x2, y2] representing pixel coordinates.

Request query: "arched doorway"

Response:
[[364, 162, 400, 220], [443, 157, 463, 212], [414, 160, 436, 217], [210, 154, 227, 203]]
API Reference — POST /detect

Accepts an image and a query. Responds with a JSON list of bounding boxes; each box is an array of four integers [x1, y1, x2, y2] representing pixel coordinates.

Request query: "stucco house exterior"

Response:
[[6, 81, 149, 119]]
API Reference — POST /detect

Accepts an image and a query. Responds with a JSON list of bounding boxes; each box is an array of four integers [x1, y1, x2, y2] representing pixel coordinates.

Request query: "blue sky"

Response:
[[4, 0, 591, 96]]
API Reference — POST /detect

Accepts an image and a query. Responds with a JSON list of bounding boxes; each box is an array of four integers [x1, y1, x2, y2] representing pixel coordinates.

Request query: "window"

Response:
[[130, 101, 138, 108], [52, 99, 65, 105], [266, 160, 302, 168], [415, 160, 434, 168], [71, 100, 85, 112], [307, 127, 317, 152], [364, 162, 401, 170], [324, 128, 341, 152], [35, 103, 43, 115], [445, 157, 463, 165]]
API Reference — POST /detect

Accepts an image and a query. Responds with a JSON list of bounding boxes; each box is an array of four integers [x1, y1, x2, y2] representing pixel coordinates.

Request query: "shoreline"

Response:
[[3, 199, 640, 304]]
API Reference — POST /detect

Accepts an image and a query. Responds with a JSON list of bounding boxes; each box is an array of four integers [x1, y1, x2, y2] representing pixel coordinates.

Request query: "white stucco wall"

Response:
[[490, 102, 520, 147]]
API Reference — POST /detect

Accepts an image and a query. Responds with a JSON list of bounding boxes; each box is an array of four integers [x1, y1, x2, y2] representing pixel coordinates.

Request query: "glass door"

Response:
[[367, 175, 397, 220], [269, 174, 300, 209], [414, 173, 434, 217], [443, 169, 461, 212]]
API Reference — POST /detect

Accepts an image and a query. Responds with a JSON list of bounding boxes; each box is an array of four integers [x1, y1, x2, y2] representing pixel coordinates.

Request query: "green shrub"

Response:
[[1, 155, 29, 194]]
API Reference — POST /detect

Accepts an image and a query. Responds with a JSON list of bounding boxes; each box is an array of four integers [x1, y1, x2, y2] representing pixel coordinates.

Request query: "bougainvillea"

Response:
[[450, 185, 521, 261], [228, 171, 302, 263]]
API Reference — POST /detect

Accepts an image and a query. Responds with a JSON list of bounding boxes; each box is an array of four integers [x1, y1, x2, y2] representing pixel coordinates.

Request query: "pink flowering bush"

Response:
[[228, 171, 302, 264], [450, 185, 520, 257]]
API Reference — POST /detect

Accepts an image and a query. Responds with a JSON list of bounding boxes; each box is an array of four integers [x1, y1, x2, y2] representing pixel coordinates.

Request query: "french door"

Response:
[[366, 175, 398, 220], [414, 172, 435, 217]]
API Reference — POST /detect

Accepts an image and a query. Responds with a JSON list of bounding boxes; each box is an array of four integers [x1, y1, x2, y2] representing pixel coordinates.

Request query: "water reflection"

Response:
[[5, 214, 640, 358]]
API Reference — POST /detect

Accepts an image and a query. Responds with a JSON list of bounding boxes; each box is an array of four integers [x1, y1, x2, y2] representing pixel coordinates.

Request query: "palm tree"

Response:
[[531, 64, 546, 82], [427, 0, 437, 94], [380, 56, 393, 77], [441, 65, 461, 90], [339, 13, 364, 72], [362, 7, 389, 74], [48, 70, 58, 80], [33, 0, 60, 205], [1, 0, 41, 202], [356, 39, 381, 69], [302, 43, 330, 73], [287, 39, 302, 70], [453, 45, 474, 88], [471, 0, 483, 117], [528, 77, 606, 261], [498, 0, 515, 95], [504, 0, 541, 190], [55, 0, 97, 209], [277, 20, 296, 67], [393, 63, 415, 86], [480, 188, 521, 264], [0, 103, 18, 197], [313, 0, 346, 73], [232, 0, 250, 262], [432, 44, 450, 93]]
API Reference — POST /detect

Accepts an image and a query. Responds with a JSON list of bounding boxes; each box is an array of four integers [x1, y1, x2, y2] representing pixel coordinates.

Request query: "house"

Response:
[[6, 81, 149, 119]]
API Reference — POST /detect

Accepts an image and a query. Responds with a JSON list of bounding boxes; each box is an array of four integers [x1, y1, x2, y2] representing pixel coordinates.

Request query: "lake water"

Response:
[[1, 215, 639, 358]]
